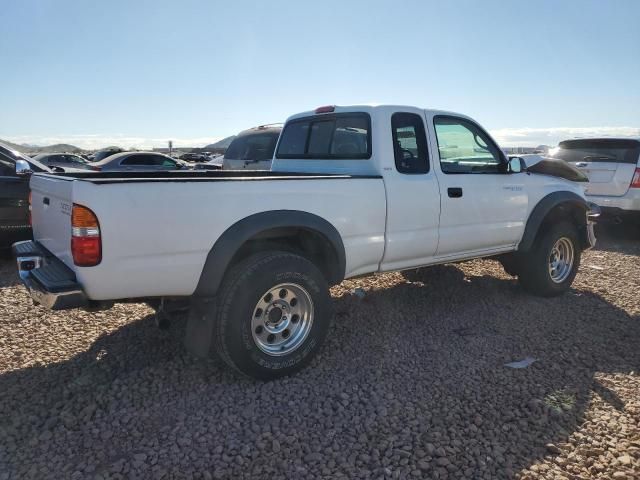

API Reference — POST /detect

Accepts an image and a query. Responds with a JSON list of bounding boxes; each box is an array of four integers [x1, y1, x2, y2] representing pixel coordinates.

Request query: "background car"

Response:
[[89, 151, 190, 172], [33, 152, 92, 170], [180, 152, 211, 163], [90, 147, 124, 162], [0, 143, 50, 248], [549, 138, 640, 222], [194, 154, 224, 170], [222, 124, 282, 170]]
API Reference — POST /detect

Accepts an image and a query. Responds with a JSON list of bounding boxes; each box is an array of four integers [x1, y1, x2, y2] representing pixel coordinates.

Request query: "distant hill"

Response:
[[0, 138, 83, 154], [204, 136, 236, 150]]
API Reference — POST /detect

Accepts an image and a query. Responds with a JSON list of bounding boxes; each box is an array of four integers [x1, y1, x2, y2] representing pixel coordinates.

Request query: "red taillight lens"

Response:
[[71, 236, 101, 266], [90, 165, 101, 171], [631, 168, 640, 188], [71, 204, 101, 266]]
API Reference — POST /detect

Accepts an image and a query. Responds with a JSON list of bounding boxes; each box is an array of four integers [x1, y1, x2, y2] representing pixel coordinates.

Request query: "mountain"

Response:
[[204, 136, 236, 150], [0, 138, 83, 154]]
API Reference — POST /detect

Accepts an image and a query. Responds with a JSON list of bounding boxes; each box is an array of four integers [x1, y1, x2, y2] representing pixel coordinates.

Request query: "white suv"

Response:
[[549, 138, 640, 221]]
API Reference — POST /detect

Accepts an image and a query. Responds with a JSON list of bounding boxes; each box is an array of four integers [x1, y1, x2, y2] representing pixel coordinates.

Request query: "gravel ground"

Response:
[[1, 224, 639, 479]]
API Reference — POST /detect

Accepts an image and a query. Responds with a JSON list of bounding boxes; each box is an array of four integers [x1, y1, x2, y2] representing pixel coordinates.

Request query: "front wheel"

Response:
[[213, 251, 332, 380], [518, 221, 581, 297]]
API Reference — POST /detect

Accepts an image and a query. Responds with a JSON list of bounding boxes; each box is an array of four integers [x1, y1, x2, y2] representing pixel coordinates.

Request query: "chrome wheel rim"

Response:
[[549, 237, 574, 284], [251, 283, 314, 356]]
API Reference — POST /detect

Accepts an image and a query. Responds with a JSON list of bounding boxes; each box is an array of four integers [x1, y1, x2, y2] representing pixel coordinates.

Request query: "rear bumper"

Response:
[[12, 240, 88, 310], [586, 189, 640, 214]]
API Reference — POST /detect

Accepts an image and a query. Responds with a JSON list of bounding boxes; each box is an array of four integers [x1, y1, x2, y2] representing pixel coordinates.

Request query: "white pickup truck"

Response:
[[14, 105, 598, 379]]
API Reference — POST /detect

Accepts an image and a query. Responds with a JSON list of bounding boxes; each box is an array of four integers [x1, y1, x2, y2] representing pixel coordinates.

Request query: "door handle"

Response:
[[575, 162, 588, 167], [448, 187, 463, 198]]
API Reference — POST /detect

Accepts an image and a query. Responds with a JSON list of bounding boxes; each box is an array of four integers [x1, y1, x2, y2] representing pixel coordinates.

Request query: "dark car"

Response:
[[0, 143, 50, 248], [33, 153, 92, 170], [89, 151, 190, 172], [180, 152, 210, 163]]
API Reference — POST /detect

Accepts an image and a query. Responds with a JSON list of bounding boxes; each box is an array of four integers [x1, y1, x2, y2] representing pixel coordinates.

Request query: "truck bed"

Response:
[[29, 170, 387, 300]]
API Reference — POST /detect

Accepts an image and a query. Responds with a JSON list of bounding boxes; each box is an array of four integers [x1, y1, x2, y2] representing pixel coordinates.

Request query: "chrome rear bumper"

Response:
[[12, 240, 88, 310]]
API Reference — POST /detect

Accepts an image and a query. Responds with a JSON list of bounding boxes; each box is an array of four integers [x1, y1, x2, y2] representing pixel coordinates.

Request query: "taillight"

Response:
[[631, 168, 640, 188], [90, 165, 102, 171], [315, 105, 335, 114], [71, 204, 101, 266]]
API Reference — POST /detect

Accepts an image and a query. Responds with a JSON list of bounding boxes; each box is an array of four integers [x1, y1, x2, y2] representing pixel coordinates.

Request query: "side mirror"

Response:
[[508, 157, 524, 174], [15, 159, 33, 177]]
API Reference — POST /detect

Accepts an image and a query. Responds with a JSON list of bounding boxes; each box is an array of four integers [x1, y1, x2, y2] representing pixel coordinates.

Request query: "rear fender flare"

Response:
[[193, 210, 345, 297]]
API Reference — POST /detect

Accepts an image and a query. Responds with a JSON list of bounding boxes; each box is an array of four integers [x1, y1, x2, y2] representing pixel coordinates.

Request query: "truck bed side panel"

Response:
[[67, 177, 386, 300]]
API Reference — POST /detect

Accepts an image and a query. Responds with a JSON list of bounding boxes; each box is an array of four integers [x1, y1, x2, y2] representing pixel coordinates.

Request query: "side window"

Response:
[[0, 157, 14, 176], [276, 114, 371, 159], [391, 113, 429, 174], [434, 116, 504, 174], [121, 155, 150, 166], [160, 157, 176, 167]]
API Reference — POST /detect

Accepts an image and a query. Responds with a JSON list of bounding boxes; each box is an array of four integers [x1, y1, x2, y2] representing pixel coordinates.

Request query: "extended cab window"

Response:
[[434, 116, 504, 174], [276, 113, 371, 159], [392, 113, 429, 174]]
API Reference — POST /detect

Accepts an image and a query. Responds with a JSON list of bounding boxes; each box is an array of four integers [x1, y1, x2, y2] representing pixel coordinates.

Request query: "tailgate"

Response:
[[30, 174, 74, 268], [572, 161, 636, 196]]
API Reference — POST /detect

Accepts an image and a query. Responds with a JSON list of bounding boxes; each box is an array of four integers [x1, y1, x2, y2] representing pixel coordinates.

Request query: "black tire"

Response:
[[518, 221, 581, 297], [213, 251, 332, 380]]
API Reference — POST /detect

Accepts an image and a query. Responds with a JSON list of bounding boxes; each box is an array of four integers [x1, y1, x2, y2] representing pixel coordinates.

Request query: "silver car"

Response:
[[33, 153, 92, 170], [90, 152, 189, 172], [549, 138, 640, 222]]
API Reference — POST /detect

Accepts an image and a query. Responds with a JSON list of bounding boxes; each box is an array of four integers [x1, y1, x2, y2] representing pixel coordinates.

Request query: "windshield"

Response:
[[549, 139, 640, 164], [224, 131, 279, 161]]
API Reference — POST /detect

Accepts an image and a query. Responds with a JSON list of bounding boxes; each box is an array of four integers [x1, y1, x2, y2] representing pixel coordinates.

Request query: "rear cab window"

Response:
[[549, 139, 640, 164], [276, 113, 371, 159]]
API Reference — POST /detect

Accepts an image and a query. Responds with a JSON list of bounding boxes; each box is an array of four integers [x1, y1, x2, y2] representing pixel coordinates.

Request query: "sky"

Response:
[[1, 0, 639, 149]]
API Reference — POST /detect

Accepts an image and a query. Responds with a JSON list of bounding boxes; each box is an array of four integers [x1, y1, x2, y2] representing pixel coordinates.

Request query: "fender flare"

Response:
[[193, 210, 346, 297], [518, 191, 588, 252]]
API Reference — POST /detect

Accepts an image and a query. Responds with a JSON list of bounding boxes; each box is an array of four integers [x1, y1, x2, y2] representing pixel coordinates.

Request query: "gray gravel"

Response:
[[1, 224, 639, 479]]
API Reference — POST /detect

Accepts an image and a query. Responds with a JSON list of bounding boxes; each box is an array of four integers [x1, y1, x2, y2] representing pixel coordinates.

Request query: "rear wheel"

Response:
[[518, 221, 581, 297], [213, 251, 332, 380]]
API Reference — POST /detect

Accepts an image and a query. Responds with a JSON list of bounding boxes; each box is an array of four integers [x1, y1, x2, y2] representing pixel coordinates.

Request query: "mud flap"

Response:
[[184, 296, 217, 358]]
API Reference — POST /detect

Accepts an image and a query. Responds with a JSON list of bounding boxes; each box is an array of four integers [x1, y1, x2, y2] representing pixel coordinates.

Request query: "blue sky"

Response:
[[1, 0, 639, 149]]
